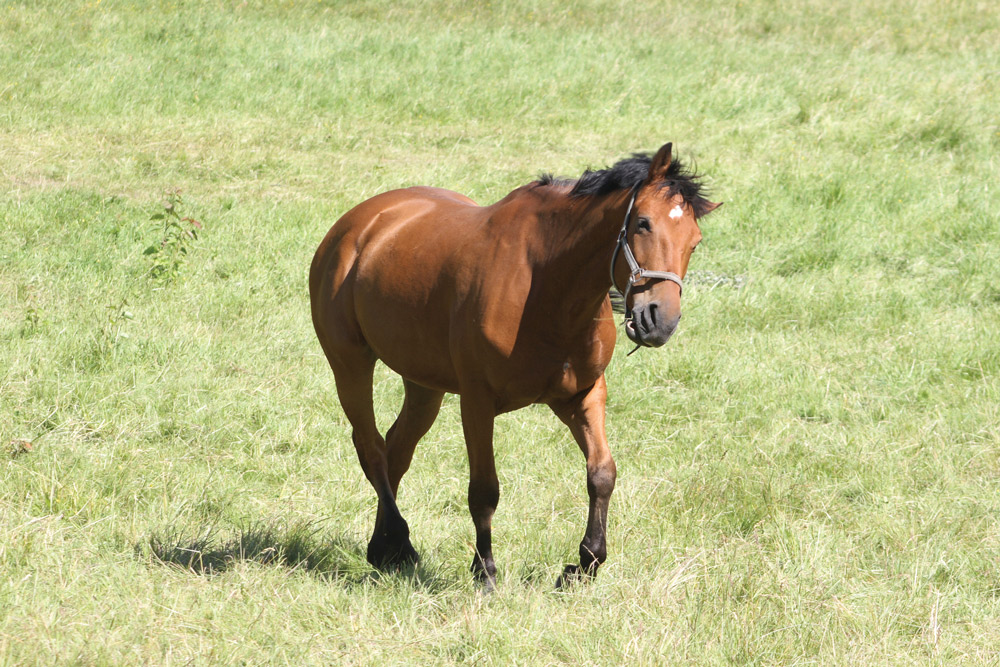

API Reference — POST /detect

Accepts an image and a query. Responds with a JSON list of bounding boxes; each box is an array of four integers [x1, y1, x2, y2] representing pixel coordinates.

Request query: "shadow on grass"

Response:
[[144, 520, 448, 590]]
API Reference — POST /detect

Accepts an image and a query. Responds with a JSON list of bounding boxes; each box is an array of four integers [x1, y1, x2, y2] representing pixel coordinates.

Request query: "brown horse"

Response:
[[310, 143, 720, 588]]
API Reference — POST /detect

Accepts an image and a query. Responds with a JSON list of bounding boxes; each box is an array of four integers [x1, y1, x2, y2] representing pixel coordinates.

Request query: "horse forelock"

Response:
[[537, 152, 714, 219]]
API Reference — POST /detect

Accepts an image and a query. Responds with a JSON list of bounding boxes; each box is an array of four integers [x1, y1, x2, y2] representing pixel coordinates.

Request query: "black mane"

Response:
[[538, 153, 714, 218]]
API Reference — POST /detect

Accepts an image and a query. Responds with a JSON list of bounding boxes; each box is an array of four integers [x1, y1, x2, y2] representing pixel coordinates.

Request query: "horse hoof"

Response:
[[555, 562, 600, 589], [367, 539, 419, 570], [555, 564, 580, 589], [476, 575, 497, 594]]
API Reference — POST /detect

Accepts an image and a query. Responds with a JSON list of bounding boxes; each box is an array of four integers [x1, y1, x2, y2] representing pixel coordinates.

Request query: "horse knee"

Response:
[[587, 457, 616, 499]]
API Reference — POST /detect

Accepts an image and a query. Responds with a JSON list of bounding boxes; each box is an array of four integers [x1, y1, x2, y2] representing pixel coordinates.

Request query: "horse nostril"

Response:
[[647, 303, 659, 328], [636, 308, 648, 334]]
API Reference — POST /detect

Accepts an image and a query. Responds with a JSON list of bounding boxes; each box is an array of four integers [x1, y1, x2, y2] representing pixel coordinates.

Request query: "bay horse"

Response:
[[309, 143, 720, 589]]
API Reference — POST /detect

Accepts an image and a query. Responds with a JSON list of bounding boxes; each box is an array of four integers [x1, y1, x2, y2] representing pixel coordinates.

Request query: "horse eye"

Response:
[[636, 217, 651, 232]]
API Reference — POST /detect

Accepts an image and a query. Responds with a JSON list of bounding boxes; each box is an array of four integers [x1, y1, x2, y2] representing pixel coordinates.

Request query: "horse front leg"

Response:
[[548, 375, 617, 587], [460, 393, 499, 591]]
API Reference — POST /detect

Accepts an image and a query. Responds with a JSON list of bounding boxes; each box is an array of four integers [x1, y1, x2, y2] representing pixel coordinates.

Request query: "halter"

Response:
[[610, 184, 684, 310]]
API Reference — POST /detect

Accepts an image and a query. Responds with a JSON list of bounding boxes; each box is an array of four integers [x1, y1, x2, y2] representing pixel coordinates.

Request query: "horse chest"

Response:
[[505, 338, 612, 405], [552, 358, 600, 396], [540, 320, 614, 397]]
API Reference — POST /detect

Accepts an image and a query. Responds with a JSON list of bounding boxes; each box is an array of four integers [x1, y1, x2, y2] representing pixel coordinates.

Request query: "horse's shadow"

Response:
[[143, 520, 448, 591]]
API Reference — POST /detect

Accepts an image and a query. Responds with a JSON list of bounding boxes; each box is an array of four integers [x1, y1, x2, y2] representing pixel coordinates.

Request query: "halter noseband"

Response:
[[610, 184, 684, 308]]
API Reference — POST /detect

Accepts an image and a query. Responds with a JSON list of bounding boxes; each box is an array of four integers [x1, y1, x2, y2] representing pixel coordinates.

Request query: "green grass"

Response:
[[2, 0, 1000, 663]]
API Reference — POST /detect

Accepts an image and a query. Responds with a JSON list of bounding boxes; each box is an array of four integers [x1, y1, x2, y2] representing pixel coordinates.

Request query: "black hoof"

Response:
[[555, 564, 580, 589], [476, 574, 497, 594], [367, 536, 419, 570], [555, 563, 599, 589]]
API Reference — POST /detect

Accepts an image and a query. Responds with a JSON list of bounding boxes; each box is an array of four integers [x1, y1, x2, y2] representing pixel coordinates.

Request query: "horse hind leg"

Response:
[[385, 380, 445, 495], [369, 380, 445, 559], [327, 348, 418, 569]]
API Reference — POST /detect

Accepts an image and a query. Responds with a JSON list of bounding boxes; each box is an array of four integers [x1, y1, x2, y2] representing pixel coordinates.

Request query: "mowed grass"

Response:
[[2, 0, 1000, 663]]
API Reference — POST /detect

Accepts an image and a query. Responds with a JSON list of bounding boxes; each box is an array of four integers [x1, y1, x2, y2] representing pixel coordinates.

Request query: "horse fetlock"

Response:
[[579, 538, 606, 572], [470, 553, 497, 584]]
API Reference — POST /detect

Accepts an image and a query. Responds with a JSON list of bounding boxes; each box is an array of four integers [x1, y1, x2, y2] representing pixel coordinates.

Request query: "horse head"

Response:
[[613, 142, 721, 348]]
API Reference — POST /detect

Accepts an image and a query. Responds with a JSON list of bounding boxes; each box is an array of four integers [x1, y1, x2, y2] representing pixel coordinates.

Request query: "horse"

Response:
[[309, 142, 721, 589]]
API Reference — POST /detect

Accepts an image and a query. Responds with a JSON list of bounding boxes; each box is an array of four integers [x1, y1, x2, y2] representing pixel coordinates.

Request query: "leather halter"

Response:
[[610, 184, 684, 308]]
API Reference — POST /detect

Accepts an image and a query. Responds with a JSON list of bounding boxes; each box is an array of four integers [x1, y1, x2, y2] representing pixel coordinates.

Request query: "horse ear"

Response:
[[646, 142, 673, 181], [702, 201, 723, 216]]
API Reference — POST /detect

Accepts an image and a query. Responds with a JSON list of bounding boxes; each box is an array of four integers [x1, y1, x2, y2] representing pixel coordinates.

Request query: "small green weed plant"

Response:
[[145, 189, 202, 283]]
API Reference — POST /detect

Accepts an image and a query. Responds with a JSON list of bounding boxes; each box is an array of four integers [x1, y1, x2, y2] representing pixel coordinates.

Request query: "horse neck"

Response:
[[535, 188, 630, 310]]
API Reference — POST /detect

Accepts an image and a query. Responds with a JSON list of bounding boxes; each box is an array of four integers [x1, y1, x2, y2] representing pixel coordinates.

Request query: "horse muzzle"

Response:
[[624, 303, 680, 348]]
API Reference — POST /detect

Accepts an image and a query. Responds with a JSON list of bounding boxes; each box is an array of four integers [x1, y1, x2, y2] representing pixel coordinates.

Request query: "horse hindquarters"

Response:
[[310, 225, 425, 568]]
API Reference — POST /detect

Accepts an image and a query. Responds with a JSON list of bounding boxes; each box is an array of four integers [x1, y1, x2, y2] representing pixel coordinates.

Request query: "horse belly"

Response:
[[358, 287, 461, 393]]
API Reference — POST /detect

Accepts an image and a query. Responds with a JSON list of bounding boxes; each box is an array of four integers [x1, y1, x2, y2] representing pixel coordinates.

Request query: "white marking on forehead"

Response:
[[669, 205, 684, 219]]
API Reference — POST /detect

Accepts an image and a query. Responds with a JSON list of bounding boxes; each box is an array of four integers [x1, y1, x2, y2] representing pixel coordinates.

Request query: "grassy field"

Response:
[[2, 0, 1000, 663]]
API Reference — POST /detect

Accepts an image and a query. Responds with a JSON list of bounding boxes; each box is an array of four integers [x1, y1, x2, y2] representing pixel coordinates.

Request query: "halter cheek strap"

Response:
[[610, 185, 684, 308]]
